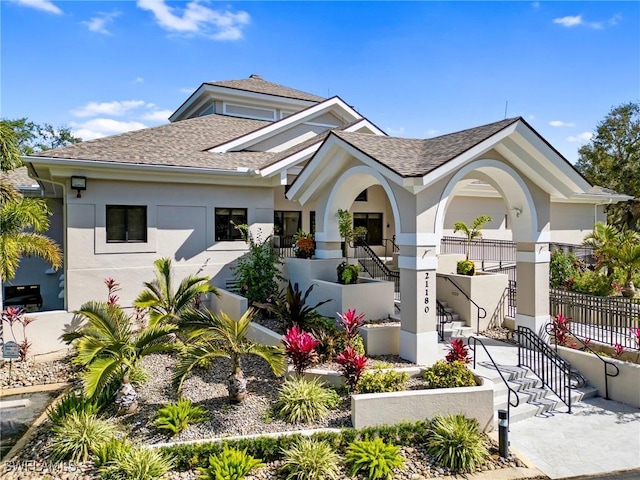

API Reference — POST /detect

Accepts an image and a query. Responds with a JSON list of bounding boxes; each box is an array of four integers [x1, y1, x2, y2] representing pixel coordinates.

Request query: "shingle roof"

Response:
[[332, 117, 520, 177], [206, 74, 325, 103], [29, 114, 274, 171], [1, 166, 38, 188]]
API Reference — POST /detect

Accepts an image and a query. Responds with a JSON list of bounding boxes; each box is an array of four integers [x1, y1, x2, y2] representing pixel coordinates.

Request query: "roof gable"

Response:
[[207, 74, 325, 103]]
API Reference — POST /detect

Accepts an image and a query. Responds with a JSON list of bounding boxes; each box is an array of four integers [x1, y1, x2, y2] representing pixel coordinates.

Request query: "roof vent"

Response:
[[249, 74, 263, 80]]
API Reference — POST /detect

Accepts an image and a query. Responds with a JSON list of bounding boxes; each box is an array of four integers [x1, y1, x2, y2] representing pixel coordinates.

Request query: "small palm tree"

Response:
[[453, 215, 492, 261], [134, 257, 218, 326], [0, 194, 62, 281], [605, 230, 640, 297], [173, 308, 286, 403], [583, 222, 620, 277], [62, 301, 177, 400]]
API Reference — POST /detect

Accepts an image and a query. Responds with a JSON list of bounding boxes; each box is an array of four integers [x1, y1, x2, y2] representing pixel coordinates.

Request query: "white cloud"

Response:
[[72, 100, 149, 117], [386, 126, 405, 136], [82, 11, 120, 35], [425, 129, 439, 137], [71, 119, 148, 141], [567, 132, 593, 142], [140, 109, 172, 121], [549, 120, 575, 127], [527, 115, 536, 120], [134, 77, 145, 84], [137, 0, 250, 40], [11, 0, 61, 14], [553, 13, 622, 29]]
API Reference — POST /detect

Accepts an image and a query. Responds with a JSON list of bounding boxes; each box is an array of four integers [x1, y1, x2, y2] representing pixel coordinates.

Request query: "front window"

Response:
[[215, 208, 247, 241], [106, 205, 147, 243], [353, 212, 383, 245], [274, 211, 302, 237]]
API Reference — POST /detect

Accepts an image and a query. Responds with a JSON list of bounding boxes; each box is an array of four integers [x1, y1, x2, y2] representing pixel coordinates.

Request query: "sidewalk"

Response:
[[471, 337, 640, 479]]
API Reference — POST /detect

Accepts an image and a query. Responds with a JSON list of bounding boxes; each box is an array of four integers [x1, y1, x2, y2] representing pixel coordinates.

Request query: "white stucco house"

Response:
[[8, 74, 629, 362]]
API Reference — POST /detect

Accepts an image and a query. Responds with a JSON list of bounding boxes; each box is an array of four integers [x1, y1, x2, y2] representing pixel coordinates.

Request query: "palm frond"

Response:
[[82, 356, 122, 399], [172, 345, 229, 392]]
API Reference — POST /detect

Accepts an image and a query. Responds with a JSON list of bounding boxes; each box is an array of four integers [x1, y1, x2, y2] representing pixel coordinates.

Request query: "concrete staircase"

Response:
[[438, 300, 474, 338], [473, 360, 598, 426]]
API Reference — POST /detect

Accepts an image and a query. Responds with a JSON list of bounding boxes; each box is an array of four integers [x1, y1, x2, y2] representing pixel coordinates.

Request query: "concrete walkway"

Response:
[[464, 336, 640, 479]]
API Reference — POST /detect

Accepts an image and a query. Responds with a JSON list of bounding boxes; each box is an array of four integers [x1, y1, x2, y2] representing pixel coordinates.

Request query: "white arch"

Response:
[[434, 158, 539, 243], [321, 165, 401, 242]]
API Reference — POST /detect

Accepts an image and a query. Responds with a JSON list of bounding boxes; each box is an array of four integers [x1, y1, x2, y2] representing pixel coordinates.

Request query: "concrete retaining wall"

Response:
[[210, 288, 248, 320], [360, 323, 400, 356], [2, 310, 75, 358]]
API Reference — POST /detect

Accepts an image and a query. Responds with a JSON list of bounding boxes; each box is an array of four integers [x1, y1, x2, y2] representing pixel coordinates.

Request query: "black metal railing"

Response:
[[437, 274, 486, 333], [354, 240, 400, 300], [517, 326, 573, 413], [467, 335, 520, 424], [441, 236, 516, 269], [382, 237, 400, 260], [437, 300, 454, 341], [545, 323, 620, 400], [550, 288, 640, 350], [274, 235, 296, 258], [507, 280, 517, 318]]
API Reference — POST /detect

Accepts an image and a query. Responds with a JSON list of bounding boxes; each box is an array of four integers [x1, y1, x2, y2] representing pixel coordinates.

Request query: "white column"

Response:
[[515, 242, 550, 335]]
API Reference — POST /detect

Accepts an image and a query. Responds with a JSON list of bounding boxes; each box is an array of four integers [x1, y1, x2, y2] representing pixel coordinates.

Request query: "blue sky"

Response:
[[2, 1, 638, 163]]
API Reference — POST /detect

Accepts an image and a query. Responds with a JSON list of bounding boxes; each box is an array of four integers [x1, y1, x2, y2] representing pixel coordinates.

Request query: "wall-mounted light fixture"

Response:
[[511, 207, 522, 218], [70, 176, 87, 198]]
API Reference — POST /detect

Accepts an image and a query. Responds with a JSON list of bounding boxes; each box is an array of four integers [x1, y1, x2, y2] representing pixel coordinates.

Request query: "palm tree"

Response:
[[583, 222, 620, 277], [605, 230, 640, 297], [0, 122, 22, 172], [453, 215, 492, 260], [173, 308, 286, 403], [134, 257, 218, 326], [62, 301, 177, 401], [0, 194, 62, 281]]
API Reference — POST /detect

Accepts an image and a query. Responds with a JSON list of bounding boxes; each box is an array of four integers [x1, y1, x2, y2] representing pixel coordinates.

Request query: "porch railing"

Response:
[[550, 288, 640, 350], [437, 274, 486, 333], [517, 326, 573, 413], [436, 300, 454, 341], [354, 240, 400, 300]]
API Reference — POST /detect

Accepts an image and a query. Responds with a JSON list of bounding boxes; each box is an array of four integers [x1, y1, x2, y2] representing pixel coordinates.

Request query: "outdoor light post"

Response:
[[498, 409, 509, 458]]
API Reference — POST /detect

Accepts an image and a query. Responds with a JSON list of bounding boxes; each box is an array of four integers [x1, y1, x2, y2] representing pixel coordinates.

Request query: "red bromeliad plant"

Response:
[[336, 345, 368, 392], [550, 314, 572, 346], [105, 277, 121, 306], [1, 307, 34, 361], [445, 339, 471, 364], [631, 327, 640, 349], [337, 309, 366, 345], [613, 343, 624, 358], [281, 325, 319, 375]]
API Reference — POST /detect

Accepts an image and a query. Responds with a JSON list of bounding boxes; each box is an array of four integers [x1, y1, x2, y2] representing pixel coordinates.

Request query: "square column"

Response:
[[515, 242, 550, 334], [397, 241, 441, 365]]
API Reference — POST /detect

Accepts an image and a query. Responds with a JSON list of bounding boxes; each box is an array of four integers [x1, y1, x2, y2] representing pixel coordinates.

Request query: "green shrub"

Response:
[[275, 377, 340, 424], [49, 412, 118, 462], [425, 414, 489, 472], [47, 391, 100, 426], [337, 262, 360, 285], [94, 437, 133, 468], [280, 438, 341, 480], [456, 260, 475, 276], [549, 249, 580, 288], [154, 397, 209, 436], [570, 270, 614, 296], [422, 360, 476, 389], [99, 444, 174, 480], [357, 368, 409, 394], [197, 445, 263, 480], [345, 437, 404, 479]]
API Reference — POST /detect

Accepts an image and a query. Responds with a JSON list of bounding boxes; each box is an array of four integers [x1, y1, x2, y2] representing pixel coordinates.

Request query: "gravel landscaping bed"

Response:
[[1, 356, 76, 389]]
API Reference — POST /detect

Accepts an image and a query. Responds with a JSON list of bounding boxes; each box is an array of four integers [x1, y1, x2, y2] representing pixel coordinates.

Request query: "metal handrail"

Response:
[[467, 335, 520, 424], [517, 326, 573, 413], [438, 274, 487, 333], [382, 237, 400, 259], [354, 240, 400, 296], [436, 300, 454, 341], [546, 323, 620, 400]]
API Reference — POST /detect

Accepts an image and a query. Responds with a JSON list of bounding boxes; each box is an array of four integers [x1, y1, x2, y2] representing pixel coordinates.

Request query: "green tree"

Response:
[[1, 117, 81, 155], [134, 257, 218, 327], [62, 300, 177, 400], [604, 229, 640, 297], [173, 308, 286, 403], [0, 122, 23, 171], [575, 102, 640, 229], [453, 215, 492, 260], [583, 222, 620, 277]]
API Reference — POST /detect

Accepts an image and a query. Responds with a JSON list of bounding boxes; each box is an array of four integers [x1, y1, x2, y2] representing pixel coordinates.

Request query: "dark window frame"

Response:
[[215, 208, 248, 241], [106, 205, 147, 243], [353, 212, 383, 245], [355, 189, 368, 202], [274, 210, 302, 237]]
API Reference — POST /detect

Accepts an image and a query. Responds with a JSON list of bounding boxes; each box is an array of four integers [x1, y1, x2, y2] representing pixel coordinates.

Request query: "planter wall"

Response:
[[247, 322, 282, 348], [282, 257, 342, 293], [3, 310, 74, 358], [210, 288, 248, 320], [436, 272, 508, 332], [556, 345, 640, 408], [360, 323, 400, 355], [351, 375, 494, 432], [307, 278, 394, 322]]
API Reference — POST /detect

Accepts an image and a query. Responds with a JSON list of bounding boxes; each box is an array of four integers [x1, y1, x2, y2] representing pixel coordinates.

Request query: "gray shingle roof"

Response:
[[207, 75, 325, 103], [1, 166, 38, 188], [332, 118, 520, 177], [28, 114, 274, 171]]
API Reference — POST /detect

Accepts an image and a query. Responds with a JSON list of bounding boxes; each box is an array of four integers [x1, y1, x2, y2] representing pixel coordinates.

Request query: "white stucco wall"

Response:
[[64, 179, 273, 310]]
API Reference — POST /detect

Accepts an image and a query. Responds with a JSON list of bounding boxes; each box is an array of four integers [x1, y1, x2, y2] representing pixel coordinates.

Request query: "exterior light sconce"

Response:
[[511, 207, 522, 218], [70, 176, 87, 198]]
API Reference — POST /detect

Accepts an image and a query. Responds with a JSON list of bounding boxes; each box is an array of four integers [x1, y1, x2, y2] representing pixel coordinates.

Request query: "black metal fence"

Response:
[[550, 288, 640, 350], [440, 236, 516, 269]]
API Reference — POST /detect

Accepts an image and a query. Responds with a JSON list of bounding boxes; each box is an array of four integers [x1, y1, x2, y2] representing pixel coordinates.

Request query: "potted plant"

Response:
[[337, 261, 360, 285], [453, 215, 492, 276], [293, 230, 315, 259], [337, 209, 367, 260]]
